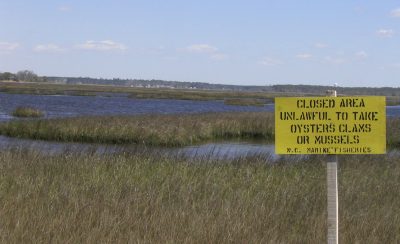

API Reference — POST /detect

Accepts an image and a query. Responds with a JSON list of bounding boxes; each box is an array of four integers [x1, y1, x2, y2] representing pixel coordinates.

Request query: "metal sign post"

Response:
[[327, 154, 338, 244], [326, 90, 338, 244]]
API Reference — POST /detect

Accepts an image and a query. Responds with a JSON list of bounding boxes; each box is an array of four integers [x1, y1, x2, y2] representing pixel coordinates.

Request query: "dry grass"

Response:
[[12, 106, 44, 118], [0, 150, 399, 243], [0, 112, 275, 146], [224, 98, 267, 106]]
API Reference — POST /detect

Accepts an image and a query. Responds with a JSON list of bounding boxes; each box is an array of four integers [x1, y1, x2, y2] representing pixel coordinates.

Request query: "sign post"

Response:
[[275, 94, 386, 243], [326, 90, 338, 244]]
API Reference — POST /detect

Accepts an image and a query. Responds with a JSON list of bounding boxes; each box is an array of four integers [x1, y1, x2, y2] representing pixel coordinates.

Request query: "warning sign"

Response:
[[275, 96, 386, 154]]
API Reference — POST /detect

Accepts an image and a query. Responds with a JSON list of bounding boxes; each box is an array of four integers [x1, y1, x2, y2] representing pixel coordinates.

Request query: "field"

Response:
[[0, 149, 399, 243], [1, 83, 400, 242]]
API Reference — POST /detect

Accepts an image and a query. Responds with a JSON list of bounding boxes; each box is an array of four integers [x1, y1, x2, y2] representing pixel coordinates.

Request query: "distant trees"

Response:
[[0, 70, 46, 82], [0, 72, 18, 81], [16, 70, 40, 82]]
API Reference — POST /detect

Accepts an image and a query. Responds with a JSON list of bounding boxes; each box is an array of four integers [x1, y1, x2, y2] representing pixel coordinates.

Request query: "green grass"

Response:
[[0, 112, 275, 146], [386, 96, 400, 106], [0, 81, 304, 101], [224, 98, 267, 106], [1, 112, 399, 148], [11, 106, 44, 118], [0, 150, 399, 243]]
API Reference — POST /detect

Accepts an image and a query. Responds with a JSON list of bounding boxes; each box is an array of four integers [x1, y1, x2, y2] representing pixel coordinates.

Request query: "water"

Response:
[[0, 135, 276, 160], [1, 93, 399, 159], [0, 92, 274, 121]]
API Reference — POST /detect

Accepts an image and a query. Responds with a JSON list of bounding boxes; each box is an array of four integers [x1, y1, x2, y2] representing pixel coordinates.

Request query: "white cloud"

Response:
[[58, 5, 71, 12], [390, 8, 400, 17], [0, 42, 19, 51], [315, 43, 328, 49], [324, 56, 346, 65], [210, 53, 228, 60], [259, 57, 283, 66], [296, 53, 313, 59], [182, 44, 227, 60], [34, 44, 65, 52], [355, 51, 368, 59], [184, 44, 218, 53], [75, 40, 127, 51], [376, 29, 394, 38]]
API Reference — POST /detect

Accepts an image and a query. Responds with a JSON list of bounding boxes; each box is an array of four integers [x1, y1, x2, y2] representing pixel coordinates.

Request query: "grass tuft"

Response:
[[0, 112, 275, 146], [11, 106, 44, 118]]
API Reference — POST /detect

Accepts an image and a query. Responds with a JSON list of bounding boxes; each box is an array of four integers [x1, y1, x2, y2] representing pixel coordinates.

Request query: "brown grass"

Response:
[[0, 150, 399, 243]]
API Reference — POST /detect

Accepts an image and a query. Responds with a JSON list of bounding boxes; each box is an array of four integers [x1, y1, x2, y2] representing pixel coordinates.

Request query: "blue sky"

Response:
[[1, 0, 400, 87]]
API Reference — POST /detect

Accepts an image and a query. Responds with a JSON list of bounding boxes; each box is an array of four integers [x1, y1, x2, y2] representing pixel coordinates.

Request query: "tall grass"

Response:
[[1, 113, 399, 148], [12, 106, 44, 118], [0, 112, 275, 146], [224, 98, 266, 106], [0, 150, 399, 243]]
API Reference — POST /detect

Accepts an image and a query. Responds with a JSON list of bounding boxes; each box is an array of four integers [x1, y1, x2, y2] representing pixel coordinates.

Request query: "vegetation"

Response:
[[387, 96, 400, 106], [0, 149, 399, 243], [0, 112, 275, 146], [11, 106, 44, 118], [224, 98, 267, 106], [1, 113, 399, 149], [2, 79, 400, 104], [0, 70, 46, 82]]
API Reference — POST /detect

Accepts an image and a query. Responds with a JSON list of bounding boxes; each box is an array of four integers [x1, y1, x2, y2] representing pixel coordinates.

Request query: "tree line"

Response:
[[0, 70, 46, 82]]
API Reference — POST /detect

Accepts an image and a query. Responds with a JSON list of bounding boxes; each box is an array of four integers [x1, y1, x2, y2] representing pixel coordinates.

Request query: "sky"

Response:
[[1, 0, 400, 87]]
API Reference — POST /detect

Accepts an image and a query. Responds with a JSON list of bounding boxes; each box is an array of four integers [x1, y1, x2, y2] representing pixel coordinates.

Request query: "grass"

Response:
[[11, 106, 44, 118], [1, 112, 399, 148], [0, 81, 303, 101], [0, 149, 399, 243], [0, 112, 275, 146], [387, 96, 400, 106], [224, 98, 267, 106]]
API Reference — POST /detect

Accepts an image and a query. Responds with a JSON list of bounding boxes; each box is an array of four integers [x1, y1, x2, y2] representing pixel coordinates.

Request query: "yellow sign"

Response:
[[275, 96, 386, 154]]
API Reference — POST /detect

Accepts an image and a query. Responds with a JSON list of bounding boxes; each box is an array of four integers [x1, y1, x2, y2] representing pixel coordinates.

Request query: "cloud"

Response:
[[184, 44, 218, 53], [324, 56, 346, 65], [355, 51, 368, 59], [0, 42, 19, 51], [34, 44, 65, 52], [390, 8, 400, 17], [210, 53, 228, 60], [314, 43, 328, 49], [296, 53, 313, 60], [75, 40, 127, 51], [182, 44, 227, 60], [376, 29, 394, 38], [58, 5, 71, 12], [259, 57, 283, 66]]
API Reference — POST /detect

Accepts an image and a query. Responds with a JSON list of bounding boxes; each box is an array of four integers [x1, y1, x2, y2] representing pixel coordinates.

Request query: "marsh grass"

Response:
[[0, 112, 275, 146], [1, 113, 399, 148], [224, 98, 267, 106], [11, 106, 44, 118], [0, 150, 399, 243], [387, 96, 400, 106], [0, 81, 294, 101]]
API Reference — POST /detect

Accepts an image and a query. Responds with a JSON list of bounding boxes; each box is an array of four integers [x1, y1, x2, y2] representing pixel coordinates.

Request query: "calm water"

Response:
[[1, 92, 399, 159], [0, 92, 274, 121]]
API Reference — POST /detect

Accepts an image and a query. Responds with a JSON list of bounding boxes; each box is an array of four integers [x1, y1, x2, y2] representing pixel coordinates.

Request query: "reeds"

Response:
[[0, 112, 275, 146], [11, 106, 44, 118], [224, 98, 266, 106], [0, 150, 399, 242]]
